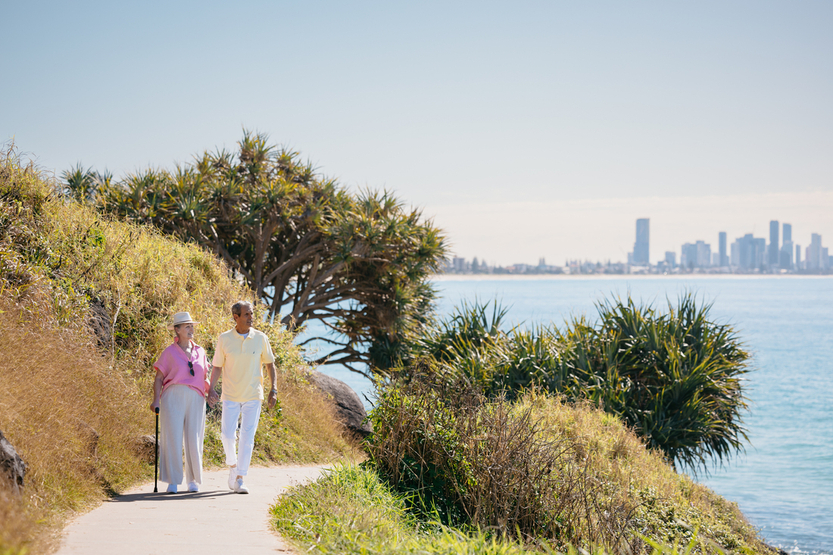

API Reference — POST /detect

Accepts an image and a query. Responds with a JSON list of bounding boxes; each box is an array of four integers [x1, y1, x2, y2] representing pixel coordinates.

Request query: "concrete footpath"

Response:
[[56, 465, 326, 555]]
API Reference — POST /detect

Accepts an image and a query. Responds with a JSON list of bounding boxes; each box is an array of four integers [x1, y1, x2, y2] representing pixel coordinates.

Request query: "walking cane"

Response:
[[154, 407, 159, 493]]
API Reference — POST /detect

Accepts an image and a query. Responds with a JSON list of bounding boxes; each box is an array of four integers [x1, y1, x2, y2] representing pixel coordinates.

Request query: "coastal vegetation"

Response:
[[270, 288, 763, 552], [271, 464, 542, 555], [272, 390, 767, 554], [397, 297, 750, 472], [65, 130, 448, 375], [1, 134, 765, 555], [270, 296, 760, 554], [0, 146, 357, 554], [362, 380, 764, 553]]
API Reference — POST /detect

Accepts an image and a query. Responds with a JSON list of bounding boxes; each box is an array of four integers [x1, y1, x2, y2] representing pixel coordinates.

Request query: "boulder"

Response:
[[305, 370, 372, 437], [0, 430, 26, 494], [134, 435, 157, 464]]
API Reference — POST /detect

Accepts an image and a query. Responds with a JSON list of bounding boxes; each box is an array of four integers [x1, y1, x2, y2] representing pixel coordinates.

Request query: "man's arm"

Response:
[[207, 365, 222, 407], [265, 362, 277, 409]]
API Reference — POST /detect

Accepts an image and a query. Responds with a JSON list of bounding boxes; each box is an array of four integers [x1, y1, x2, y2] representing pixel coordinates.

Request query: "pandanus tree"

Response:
[[405, 294, 751, 471], [90, 131, 447, 376]]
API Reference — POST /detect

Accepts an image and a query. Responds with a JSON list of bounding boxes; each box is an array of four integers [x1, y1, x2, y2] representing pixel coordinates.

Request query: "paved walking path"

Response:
[[56, 465, 326, 555]]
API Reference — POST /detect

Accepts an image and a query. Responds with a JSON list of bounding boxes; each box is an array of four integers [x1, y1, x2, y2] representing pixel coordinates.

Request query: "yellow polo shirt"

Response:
[[212, 328, 275, 403]]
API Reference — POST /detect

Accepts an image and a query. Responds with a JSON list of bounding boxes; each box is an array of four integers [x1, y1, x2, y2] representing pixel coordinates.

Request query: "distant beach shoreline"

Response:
[[431, 273, 833, 282]]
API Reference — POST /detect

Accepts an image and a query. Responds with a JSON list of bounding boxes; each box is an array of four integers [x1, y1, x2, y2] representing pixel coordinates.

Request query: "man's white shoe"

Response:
[[227, 466, 237, 491], [187, 482, 199, 492], [166, 483, 177, 494], [235, 478, 249, 494]]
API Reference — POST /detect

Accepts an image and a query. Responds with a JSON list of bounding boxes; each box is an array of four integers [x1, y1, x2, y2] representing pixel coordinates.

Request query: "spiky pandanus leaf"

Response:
[[406, 293, 750, 470]]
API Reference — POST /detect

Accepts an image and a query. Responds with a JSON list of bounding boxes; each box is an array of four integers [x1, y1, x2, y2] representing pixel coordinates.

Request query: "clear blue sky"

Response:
[[3, 1, 832, 263]]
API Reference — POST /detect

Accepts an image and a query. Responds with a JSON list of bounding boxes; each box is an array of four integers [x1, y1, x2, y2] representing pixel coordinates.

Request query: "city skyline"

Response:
[[445, 214, 831, 274], [435, 190, 833, 267]]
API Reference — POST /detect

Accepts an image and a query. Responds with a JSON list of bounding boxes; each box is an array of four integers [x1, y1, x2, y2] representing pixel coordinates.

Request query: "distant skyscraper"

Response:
[[769, 220, 779, 267], [796, 244, 801, 269], [808, 233, 823, 269], [664, 251, 676, 267], [718, 232, 728, 267], [632, 218, 650, 265], [681, 243, 697, 269], [754, 237, 766, 267], [780, 223, 793, 269], [780, 242, 793, 269], [696, 241, 711, 267], [679, 241, 710, 269], [732, 234, 767, 270]]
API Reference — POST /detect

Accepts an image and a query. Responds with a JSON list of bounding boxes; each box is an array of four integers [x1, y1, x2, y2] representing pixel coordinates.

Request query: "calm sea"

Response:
[[315, 276, 833, 553]]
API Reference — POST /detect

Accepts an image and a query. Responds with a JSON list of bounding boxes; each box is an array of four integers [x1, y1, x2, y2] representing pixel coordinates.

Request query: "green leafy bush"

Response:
[[400, 295, 751, 471]]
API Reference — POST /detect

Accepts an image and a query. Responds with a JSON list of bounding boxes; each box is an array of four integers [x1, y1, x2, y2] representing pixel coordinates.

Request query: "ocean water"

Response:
[[315, 276, 833, 553]]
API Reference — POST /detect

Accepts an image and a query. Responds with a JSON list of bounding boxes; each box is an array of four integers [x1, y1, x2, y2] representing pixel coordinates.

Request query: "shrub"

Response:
[[366, 379, 770, 554], [547, 295, 750, 471], [400, 295, 751, 471]]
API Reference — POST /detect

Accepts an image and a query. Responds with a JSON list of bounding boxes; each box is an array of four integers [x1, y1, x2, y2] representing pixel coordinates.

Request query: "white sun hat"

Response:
[[167, 311, 199, 330]]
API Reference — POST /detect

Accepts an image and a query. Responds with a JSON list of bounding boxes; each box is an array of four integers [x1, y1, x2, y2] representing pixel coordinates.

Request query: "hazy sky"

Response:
[[3, 1, 832, 264]]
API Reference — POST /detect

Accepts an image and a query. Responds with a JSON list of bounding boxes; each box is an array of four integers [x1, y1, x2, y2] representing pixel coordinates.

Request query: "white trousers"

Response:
[[221, 399, 262, 476], [159, 385, 205, 485]]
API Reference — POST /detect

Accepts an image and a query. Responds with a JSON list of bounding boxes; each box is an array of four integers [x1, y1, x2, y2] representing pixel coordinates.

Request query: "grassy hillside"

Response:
[[0, 147, 358, 554], [273, 388, 771, 554]]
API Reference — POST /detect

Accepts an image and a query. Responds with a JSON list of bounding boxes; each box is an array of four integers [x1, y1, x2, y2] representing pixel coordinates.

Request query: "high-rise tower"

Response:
[[780, 223, 793, 269], [632, 219, 650, 265], [768, 220, 779, 267], [718, 232, 728, 266]]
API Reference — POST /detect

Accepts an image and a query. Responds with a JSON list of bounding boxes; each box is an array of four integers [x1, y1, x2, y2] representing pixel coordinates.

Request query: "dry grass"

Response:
[[0, 481, 32, 555], [0, 146, 360, 554], [367, 378, 772, 554], [0, 298, 147, 554], [519, 392, 766, 552]]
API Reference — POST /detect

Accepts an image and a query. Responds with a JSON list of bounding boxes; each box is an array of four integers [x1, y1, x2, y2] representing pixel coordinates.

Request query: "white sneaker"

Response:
[[227, 466, 237, 491], [166, 483, 177, 494], [187, 482, 199, 492], [235, 478, 249, 494]]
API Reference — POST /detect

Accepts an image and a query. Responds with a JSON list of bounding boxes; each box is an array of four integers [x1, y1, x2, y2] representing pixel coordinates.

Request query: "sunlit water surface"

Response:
[[312, 276, 833, 553]]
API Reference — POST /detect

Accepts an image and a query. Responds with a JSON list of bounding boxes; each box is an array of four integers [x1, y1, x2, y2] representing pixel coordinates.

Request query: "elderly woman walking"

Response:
[[150, 312, 210, 493]]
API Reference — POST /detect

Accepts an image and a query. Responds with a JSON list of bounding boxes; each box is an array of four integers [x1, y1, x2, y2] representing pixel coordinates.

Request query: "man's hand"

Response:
[[267, 389, 278, 409], [207, 389, 220, 408], [150, 399, 160, 413], [207, 365, 222, 408]]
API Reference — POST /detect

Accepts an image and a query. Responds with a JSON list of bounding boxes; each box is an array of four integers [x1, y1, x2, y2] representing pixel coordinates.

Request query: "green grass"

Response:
[[271, 464, 543, 555], [270, 465, 743, 555]]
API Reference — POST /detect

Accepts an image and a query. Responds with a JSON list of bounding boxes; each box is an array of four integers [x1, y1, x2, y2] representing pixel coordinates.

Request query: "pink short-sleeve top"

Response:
[[153, 341, 210, 398]]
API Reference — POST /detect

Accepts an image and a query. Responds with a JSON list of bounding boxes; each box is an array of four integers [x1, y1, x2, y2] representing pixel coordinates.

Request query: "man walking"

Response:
[[207, 301, 278, 494]]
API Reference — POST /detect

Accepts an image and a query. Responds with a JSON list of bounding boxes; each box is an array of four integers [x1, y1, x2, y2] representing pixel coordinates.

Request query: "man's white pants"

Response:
[[159, 385, 205, 485], [221, 399, 262, 476]]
